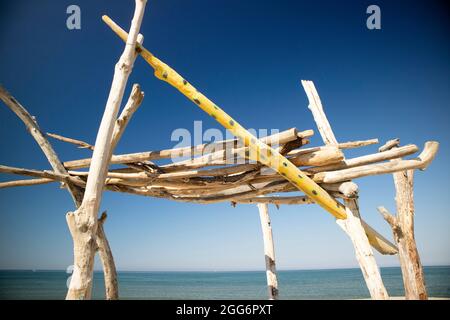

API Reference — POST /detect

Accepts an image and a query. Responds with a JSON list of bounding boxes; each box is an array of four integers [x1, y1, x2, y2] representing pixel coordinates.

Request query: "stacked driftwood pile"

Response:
[[0, 124, 438, 206]]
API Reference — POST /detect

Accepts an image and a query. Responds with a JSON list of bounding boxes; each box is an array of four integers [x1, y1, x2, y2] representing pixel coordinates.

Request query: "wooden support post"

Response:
[[301, 80, 389, 299], [336, 200, 389, 299], [97, 212, 119, 300], [65, 0, 147, 300], [377, 139, 428, 300], [257, 203, 279, 300], [392, 170, 427, 299]]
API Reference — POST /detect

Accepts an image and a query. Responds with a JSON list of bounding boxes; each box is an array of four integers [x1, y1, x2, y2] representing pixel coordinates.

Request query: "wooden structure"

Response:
[[0, 1, 439, 300]]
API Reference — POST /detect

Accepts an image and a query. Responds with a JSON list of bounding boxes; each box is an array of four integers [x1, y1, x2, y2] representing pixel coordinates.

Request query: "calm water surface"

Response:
[[0, 266, 449, 299]]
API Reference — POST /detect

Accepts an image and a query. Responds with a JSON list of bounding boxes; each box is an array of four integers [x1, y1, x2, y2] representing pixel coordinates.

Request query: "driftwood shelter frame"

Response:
[[0, 1, 439, 300]]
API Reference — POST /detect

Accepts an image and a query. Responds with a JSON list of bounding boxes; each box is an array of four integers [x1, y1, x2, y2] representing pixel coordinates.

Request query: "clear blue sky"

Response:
[[0, 0, 449, 271]]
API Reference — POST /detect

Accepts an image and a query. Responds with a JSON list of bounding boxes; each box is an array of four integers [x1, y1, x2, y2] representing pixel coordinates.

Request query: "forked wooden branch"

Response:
[[0, 86, 121, 299], [65, 0, 147, 300]]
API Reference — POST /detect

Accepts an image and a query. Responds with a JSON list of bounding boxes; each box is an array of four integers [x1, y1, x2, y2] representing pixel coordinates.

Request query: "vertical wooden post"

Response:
[[301, 80, 389, 299], [378, 140, 428, 299], [257, 203, 279, 300], [336, 199, 389, 299], [393, 170, 427, 299], [65, 0, 147, 300]]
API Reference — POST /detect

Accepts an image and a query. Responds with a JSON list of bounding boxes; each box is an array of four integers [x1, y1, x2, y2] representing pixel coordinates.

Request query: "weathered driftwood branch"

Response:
[[0, 138, 433, 207], [1, 142, 425, 211], [91, 83, 145, 300], [305, 144, 419, 174], [146, 138, 379, 180], [0, 177, 55, 189], [302, 79, 390, 300], [0, 163, 352, 207], [323, 181, 358, 198], [378, 174, 428, 300], [0, 164, 85, 186], [0, 86, 119, 299], [47, 133, 95, 150], [377, 207, 400, 238], [0, 85, 85, 205], [61, 128, 306, 170], [0, 140, 429, 200], [51, 133, 377, 176], [303, 81, 337, 145], [257, 204, 279, 300], [65, 0, 147, 300], [161, 143, 341, 172], [314, 142, 439, 183], [335, 200, 391, 298], [378, 138, 400, 152], [338, 139, 379, 149], [96, 212, 118, 300], [0, 163, 346, 199], [236, 196, 314, 205], [377, 140, 428, 300], [286, 138, 378, 157], [111, 83, 144, 149], [163, 129, 311, 168]]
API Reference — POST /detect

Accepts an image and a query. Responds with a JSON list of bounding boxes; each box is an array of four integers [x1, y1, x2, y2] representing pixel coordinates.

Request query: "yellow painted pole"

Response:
[[102, 15, 347, 220], [101, 15, 399, 255], [102, 16, 347, 219]]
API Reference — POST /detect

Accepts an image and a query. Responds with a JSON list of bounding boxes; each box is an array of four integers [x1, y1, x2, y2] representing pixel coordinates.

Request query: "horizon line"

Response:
[[1, 264, 449, 273]]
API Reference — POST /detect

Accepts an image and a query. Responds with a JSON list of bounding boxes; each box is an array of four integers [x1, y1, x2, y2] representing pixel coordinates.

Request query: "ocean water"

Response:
[[0, 266, 449, 300]]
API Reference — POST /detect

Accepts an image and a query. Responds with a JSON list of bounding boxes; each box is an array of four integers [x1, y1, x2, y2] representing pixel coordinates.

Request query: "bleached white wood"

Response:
[[306, 144, 418, 174], [61, 128, 302, 170], [377, 140, 428, 300], [96, 212, 118, 300], [336, 199, 390, 299], [316, 142, 438, 183], [66, 0, 147, 300], [257, 204, 279, 299], [301, 79, 389, 300]]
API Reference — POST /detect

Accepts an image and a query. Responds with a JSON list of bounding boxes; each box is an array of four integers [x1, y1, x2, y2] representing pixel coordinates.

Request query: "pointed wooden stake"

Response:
[[257, 203, 279, 300]]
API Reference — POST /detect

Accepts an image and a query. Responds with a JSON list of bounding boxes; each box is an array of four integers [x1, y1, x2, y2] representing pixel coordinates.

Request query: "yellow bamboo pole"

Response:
[[101, 15, 347, 220]]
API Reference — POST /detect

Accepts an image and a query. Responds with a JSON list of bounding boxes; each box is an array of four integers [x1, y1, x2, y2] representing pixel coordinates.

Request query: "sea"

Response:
[[0, 266, 449, 300]]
